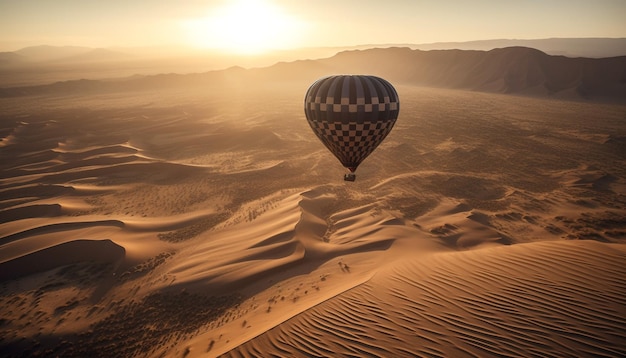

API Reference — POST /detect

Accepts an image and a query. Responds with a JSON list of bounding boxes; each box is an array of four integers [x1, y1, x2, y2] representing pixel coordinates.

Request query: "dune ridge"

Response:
[[164, 188, 396, 295]]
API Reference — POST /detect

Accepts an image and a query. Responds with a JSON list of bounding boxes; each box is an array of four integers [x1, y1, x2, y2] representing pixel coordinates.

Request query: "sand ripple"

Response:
[[226, 240, 626, 357]]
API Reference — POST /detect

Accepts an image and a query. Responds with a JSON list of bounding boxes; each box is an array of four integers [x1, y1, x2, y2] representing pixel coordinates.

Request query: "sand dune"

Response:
[[163, 189, 395, 295], [1, 82, 624, 357], [0, 239, 125, 281], [226, 240, 626, 357]]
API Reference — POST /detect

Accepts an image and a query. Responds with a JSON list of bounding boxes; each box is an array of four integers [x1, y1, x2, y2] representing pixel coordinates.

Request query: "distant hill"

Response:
[[2, 46, 625, 104], [57, 48, 132, 63], [3, 37, 625, 64], [0, 45, 131, 64], [0, 52, 25, 65], [292, 38, 626, 60], [233, 46, 626, 103], [315, 47, 626, 101], [13, 45, 94, 62], [2, 38, 625, 87], [408, 38, 626, 58]]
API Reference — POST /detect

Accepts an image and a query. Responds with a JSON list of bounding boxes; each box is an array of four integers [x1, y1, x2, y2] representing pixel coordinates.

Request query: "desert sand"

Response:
[[1, 62, 625, 357]]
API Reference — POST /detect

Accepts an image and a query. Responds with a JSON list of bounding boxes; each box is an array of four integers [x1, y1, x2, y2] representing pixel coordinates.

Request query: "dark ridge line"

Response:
[[0, 220, 125, 245]]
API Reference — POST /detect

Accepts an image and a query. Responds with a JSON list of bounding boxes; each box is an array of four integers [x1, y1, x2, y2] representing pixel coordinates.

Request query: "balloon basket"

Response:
[[343, 173, 356, 181]]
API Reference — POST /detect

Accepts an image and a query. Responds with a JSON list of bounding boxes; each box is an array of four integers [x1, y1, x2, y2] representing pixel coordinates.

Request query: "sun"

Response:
[[184, 0, 304, 54]]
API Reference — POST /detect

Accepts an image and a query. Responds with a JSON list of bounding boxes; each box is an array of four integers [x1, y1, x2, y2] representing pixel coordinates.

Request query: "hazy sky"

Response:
[[1, 0, 625, 52]]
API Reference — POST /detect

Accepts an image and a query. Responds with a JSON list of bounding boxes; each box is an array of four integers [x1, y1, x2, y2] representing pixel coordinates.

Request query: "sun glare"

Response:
[[184, 0, 304, 54]]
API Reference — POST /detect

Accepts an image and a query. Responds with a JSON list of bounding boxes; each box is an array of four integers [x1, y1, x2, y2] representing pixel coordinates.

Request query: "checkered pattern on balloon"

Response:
[[304, 75, 399, 173]]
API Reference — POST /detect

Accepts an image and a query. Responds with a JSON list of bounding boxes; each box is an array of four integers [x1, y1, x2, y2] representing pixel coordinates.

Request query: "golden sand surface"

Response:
[[1, 84, 625, 357]]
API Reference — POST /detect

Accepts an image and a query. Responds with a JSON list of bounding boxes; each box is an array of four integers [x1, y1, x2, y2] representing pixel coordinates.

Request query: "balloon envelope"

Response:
[[304, 75, 399, 173]]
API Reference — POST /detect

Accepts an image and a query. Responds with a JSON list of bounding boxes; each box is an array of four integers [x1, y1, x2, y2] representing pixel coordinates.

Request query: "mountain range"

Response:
[[2, 38, 626, 64], [1, 45, 624, 104]]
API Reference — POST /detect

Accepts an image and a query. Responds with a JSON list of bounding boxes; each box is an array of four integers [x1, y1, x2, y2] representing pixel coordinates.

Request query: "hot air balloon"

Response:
[[304, 75, 399, 181]]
